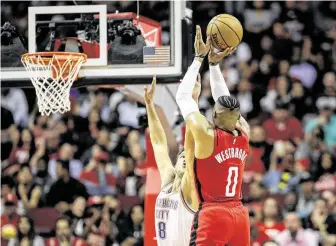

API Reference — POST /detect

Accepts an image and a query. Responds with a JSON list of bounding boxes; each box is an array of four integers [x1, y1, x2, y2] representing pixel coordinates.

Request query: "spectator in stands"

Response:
[[257, 198, 285, 239], [297, 124, 326, 166], [1, 106, 15, 161], [1, 176, 16, 210], [302, 199, 328, 230], [84, 196, 115, 246], [1, 194, 19, 240], [65, 196, 86, 238], [117, 204, 144, 245], [115, 94, 146, 129], [321, 190, 336, 213], [250, 209, 271, 245], [310, 207, 336, 246], [8, 215, 45, 246], [275, 213, 320, 246], [46, 160, 88, 213], [283, 192, 298, 216], [313, 152, 336, 193], [263, 100, 303, 143], [104, 195, 127, 235], [48, 143, 83, 180], [305, 100, 336, 152], [1, 88, 29, 127], [95, 127, 114, 153], [33, 154, 53, 204], [79, 147, 117, 196], [87, 109, 105, 139], [235, 79, 260, 119], [243, 1, 278, 59], [8, 128, 36, 165], [315, 72, 336, 107], [262, 142, 302, 194], [260, 76, 291, 113], [289, 80, 313, 120], [46, 217, 87, 246], [80, 89, 111, 123], [271, 22, 294, 61], [45, 131, 61, 160], [245, 125, 273, 182], [296, 174, 318, 218], [16, 164, 42, 209], [30, 113, 49, 140], [81, 128, 114, 165], [245, 181, 268, 207]]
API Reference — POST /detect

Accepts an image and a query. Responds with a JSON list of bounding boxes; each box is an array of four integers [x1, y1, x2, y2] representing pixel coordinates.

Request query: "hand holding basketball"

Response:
[[194, 25, 210, 59], [207, 14, 243, 50], [208, 46, 236, 65], [144, 75, 156, 104]]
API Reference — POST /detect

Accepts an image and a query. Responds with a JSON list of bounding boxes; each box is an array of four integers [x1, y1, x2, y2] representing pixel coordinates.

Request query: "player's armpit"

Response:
[[185, 112, 214, 159]]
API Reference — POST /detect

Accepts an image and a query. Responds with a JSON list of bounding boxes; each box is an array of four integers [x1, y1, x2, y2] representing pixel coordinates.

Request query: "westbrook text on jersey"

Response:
[[214, 147, 248, 164]]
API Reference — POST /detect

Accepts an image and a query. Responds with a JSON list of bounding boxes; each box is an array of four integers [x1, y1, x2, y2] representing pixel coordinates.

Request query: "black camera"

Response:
[[1, 22, 18, 45], [117, 21, 141, 45]]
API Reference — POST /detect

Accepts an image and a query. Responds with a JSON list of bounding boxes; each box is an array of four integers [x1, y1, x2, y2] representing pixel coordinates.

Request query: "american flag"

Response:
[[143, 46, 170, 64]]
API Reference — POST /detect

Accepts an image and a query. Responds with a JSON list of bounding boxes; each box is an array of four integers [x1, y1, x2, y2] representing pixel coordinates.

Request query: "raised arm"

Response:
[[144, 76, 175, 188], [176, 26, 214, 159], [208, 47, 250, 137]]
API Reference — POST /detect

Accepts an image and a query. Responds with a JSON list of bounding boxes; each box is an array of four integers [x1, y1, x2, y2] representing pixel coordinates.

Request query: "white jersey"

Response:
[[155, 183, 195, 246]]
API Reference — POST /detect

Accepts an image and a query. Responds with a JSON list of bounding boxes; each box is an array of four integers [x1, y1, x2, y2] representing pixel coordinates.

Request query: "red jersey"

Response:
[[194, 128, 249, 203], [256, 221, 285, 238]]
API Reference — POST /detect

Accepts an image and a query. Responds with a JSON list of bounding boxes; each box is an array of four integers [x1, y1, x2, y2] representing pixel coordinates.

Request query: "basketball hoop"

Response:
[[21, 52, 87, 116]]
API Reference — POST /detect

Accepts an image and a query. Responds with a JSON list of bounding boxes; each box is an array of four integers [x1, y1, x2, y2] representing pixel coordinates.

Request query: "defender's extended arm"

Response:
[[145, 77, 175, 188]]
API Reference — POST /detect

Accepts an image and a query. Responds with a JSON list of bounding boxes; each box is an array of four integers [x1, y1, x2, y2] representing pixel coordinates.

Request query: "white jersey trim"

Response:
[[179, 188, 196, 214]]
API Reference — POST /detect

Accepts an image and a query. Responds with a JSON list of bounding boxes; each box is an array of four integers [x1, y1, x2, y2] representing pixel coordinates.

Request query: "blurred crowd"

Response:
[[1, 85, 147, 245], [1, 1, 336, 246]]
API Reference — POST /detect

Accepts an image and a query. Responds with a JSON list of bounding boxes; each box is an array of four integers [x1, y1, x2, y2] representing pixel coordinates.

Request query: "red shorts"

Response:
[[189, 201, 250, 246]]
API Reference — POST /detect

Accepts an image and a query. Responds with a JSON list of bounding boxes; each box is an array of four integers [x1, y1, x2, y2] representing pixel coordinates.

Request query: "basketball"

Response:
[[206, 14, 243, 50]]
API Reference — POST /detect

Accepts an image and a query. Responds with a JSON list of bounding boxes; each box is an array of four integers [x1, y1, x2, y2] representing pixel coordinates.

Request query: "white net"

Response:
[[21, 53, 86, 116]]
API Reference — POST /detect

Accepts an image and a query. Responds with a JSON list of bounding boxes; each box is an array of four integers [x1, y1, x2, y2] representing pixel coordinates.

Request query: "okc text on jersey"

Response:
[[214, 147, 248, 164], [156, 198, 178, 220]]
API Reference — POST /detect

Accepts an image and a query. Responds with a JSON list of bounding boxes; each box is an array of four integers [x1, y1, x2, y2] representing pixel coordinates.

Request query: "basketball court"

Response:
[[1, 1, 193, 245]]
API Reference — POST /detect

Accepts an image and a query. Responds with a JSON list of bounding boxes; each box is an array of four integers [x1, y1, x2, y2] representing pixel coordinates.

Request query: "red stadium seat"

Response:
[[118, 195, 141, 211], [27, 208, 61, 233]]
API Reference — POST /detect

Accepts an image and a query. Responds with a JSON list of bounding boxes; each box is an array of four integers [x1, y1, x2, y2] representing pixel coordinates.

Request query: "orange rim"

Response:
[[21, 52, 87, 63]]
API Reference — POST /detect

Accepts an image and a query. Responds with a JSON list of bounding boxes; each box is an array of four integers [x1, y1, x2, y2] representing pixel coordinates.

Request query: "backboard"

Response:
[[1, 1, 193, 88]]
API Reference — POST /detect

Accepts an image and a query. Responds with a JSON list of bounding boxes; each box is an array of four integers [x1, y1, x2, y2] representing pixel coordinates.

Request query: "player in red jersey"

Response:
[[176, 25, 250, 246]]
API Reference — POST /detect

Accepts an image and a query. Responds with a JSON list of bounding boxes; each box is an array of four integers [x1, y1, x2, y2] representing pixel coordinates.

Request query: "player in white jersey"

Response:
[[144, 75, 200, 246]]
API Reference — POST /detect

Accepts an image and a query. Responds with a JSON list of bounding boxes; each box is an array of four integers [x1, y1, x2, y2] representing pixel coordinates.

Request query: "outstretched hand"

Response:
[[208, 46, 236, 65], [144, 75, 156, 104], [194, 25, 210, 58]]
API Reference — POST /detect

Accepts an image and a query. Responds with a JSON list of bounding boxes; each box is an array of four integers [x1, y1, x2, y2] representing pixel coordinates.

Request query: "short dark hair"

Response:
[[56, 159, 70, 172], [217, 95, 240, 111], [1, 176, 15, 188]]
